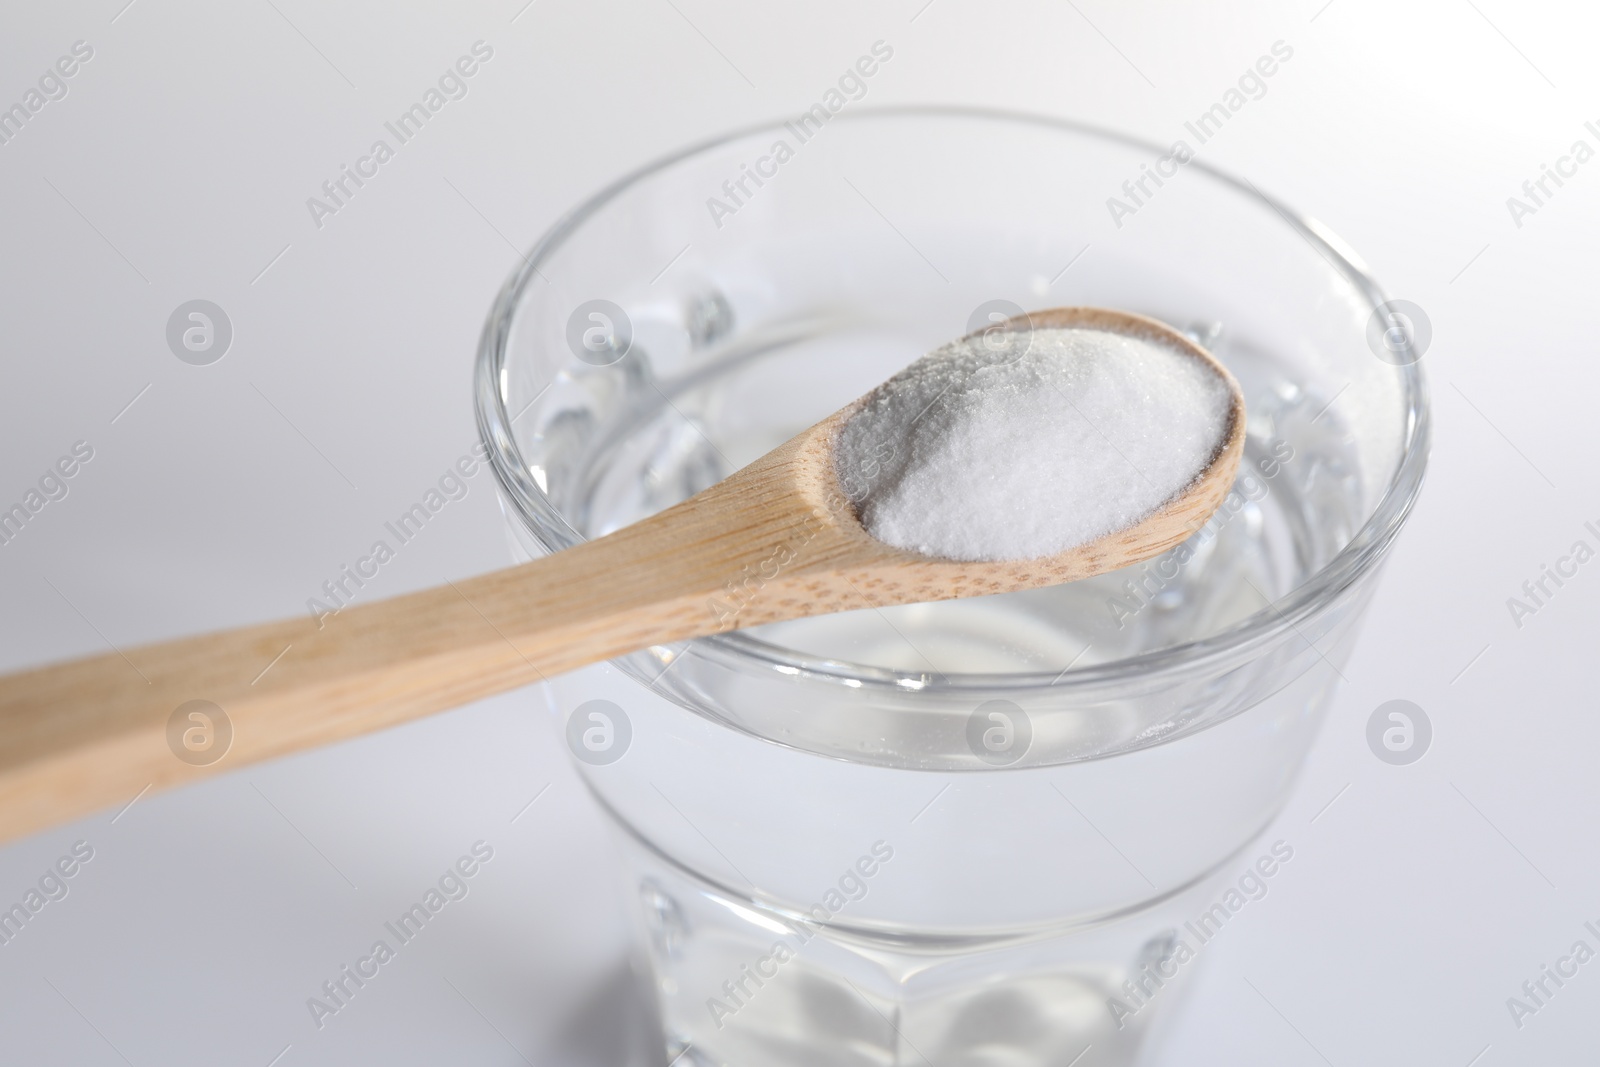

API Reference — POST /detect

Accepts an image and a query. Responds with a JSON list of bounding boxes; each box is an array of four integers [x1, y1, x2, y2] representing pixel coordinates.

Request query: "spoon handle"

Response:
[[0, 450, 827, 844]]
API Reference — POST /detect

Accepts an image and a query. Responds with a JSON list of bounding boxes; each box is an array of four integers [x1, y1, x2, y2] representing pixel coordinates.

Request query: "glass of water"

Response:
[[476, 108, 1429, 1066]]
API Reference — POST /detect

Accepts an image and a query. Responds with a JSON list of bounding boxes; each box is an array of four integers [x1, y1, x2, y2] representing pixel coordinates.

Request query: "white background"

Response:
[[2, 1, 1597, 1064]]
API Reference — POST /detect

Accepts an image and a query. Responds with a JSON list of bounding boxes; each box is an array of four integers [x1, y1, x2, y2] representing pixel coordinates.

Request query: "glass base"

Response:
[[621, 826, 1293, 1067]]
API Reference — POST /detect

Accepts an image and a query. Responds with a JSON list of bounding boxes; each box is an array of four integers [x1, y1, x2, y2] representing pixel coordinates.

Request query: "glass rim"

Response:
[[473, 104, 1431, 695]]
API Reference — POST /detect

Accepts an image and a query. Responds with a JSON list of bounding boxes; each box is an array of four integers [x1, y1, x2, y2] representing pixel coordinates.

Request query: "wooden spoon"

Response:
[[0, 308, 1244, 842]]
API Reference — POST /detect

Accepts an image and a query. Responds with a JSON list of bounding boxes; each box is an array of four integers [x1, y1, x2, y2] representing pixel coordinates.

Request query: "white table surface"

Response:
[[2, 1, 1597, 1063]]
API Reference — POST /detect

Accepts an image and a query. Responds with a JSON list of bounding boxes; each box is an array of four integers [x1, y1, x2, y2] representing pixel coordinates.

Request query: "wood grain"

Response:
[[0, 308, 1245, 843]]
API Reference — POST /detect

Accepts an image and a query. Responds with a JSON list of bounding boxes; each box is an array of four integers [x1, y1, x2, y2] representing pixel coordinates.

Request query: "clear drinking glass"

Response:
[[474, 108, 1429, 1066]]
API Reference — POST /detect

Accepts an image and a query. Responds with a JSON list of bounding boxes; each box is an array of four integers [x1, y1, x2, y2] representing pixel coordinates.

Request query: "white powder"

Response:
[[834, 325, 1233, 562]]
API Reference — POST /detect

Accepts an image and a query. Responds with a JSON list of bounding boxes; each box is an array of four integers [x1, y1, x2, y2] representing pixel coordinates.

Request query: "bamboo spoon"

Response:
[[0, 308, 1244, 843]]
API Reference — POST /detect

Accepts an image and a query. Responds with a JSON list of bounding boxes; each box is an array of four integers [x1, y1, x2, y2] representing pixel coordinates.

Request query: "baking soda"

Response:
[[834, 325, 1232, 561]]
